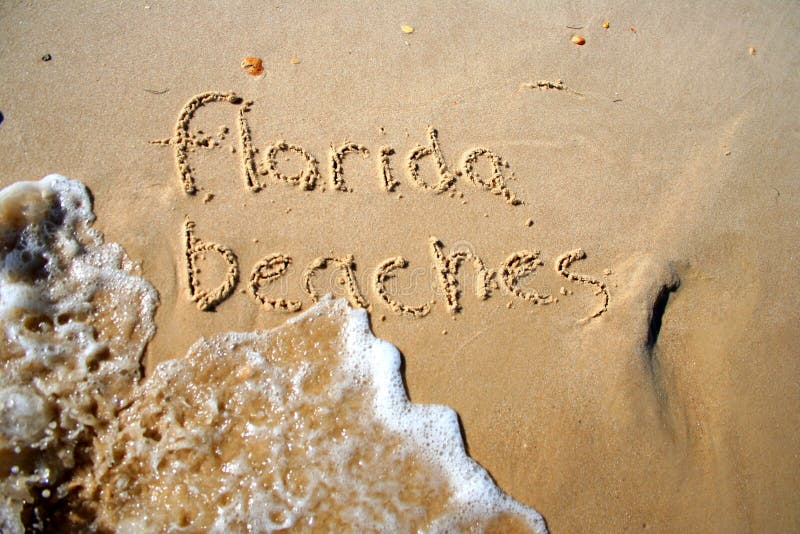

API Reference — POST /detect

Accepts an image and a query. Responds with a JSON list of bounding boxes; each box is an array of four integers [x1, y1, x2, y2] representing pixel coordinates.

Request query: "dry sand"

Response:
[[1, 1, 799, 531]]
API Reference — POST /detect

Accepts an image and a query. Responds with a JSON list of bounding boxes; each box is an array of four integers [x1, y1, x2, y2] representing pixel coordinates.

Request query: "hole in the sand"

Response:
[[646, 285, 677, 349]]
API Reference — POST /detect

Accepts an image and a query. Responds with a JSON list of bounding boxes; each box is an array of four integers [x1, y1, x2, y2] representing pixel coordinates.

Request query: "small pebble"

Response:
[[202, 193, 214, 203], [441, 329, 447, 335], [602, 21, 610, 29], [749, 47, 756, 56], [506, 301, 513, 309], [603, 268, 613, 276], [571, 35, 586, 45], [41, 53, 52, 62], [525, 218, 534, 227]]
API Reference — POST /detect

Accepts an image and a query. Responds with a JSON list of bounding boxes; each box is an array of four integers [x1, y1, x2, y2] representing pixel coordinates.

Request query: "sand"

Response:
[[1, 1, 798, 531]]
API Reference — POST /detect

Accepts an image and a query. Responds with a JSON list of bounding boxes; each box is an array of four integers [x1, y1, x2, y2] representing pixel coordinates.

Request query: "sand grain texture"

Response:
[[1, 1, 799, 531]]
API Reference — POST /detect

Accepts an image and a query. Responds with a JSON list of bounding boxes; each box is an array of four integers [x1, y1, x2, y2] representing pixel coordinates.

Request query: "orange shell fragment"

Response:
[[241, 57, 264, 76]]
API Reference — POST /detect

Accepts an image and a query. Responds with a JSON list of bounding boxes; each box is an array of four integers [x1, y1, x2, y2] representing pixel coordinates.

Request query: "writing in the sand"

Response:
[[154, 91, 610, 321]]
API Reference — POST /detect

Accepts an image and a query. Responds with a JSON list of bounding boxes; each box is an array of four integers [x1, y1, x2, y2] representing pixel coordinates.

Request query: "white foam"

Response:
[[0, 175, 547, 533], [0, 175, 158, 533], [340, 303, 547, 533], [83, 297, 545, 532]]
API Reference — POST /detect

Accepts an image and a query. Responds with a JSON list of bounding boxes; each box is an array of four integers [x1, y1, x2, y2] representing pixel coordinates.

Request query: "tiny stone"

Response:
[[560, 287, 568, 295], [525, 218, 534, 227], [749, 47, 756, 56], [380, 315, 386, 321], [483, 213, 489, 218], [41, 489, 51, 498], [41, 53, 52, 62], [603, 268, 613, 275], [203, 193, 214, 203], [506, 301, 513, 309], [230, 146, 236, 153], [441, 329, 448, 335]]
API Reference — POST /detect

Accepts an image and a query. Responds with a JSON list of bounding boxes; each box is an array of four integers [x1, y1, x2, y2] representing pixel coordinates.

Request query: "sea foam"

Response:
[[0, 175, 546, 533], [0, 175, 158, 532]]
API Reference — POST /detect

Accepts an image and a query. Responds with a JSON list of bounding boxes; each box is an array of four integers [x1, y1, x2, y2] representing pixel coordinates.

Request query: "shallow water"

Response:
[[0, 175, 544, 533]]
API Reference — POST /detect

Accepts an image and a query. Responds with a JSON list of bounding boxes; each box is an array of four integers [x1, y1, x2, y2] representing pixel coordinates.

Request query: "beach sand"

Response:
[[0, 1, 798, 531]]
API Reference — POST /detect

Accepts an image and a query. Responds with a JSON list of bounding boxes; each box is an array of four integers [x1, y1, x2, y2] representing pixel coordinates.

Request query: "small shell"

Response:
[[401, 24, 414, 34], [241, 57, 264, 76], [571, 35, 586, 45]]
